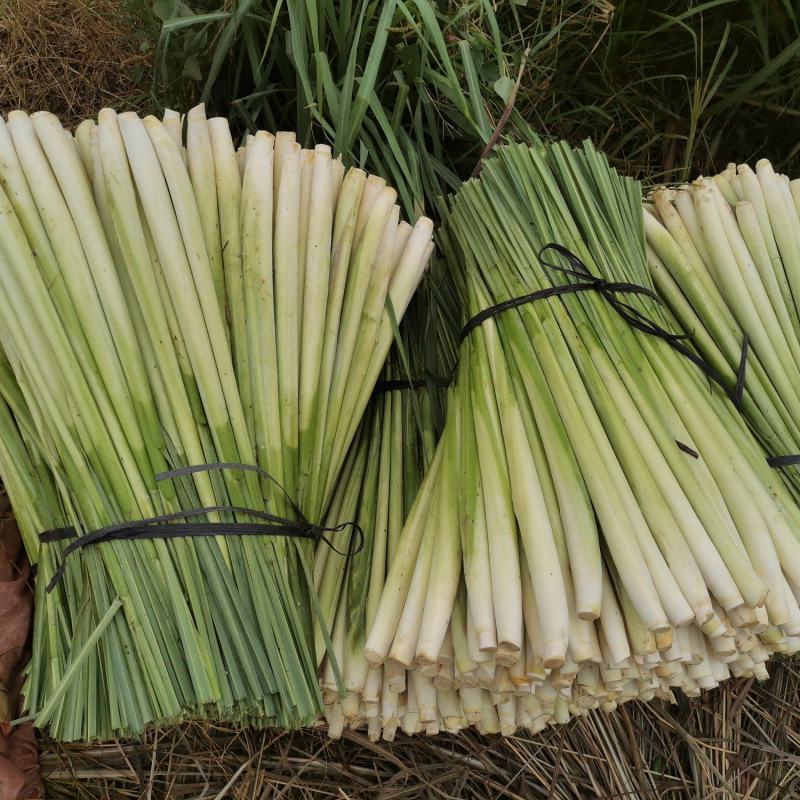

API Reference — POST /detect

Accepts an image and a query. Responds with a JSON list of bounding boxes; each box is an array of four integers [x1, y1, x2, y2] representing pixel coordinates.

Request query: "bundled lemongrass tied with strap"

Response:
[[644, 163, 800, 499], [313, 374, 438, 740], [312, 273, 457, 740], [361, 140, 800, 739], [0, 105, 432, 741]]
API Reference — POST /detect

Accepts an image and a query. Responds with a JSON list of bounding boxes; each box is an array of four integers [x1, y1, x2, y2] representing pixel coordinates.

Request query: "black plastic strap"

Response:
[[156, 462, 267, 481], [459, 243, 749, 409], [766, 454, 800, 468], [41, 464, 364, 592], [676, 440, 699, 459], [732, 335, 749, 408]]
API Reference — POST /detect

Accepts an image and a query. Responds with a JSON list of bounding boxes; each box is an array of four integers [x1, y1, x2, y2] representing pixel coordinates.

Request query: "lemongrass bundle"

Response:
[[0, 106, 431, 740], [644, 165, 800, 497], [314, 273, 457, 740], [358, 140, 800, 740], [314, 383, 432, 739]]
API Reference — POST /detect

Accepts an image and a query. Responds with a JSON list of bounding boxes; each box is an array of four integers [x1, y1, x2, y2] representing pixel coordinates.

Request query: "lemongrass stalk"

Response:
[[365, 441, 444, 665], [479, 691, 500, 734], [303, 169, 367, 504], [322, 597, 347, 695], [387, 389, 405, 563], [437, 686, 461, 729], [241, 132, 285, 510], [363, 666, 382, 704], [616, 575, 656, 657], [235, 142, 246, 176], [466, 340, 523, 654], [735, 200, 798, 341], [520, 553, 543, 668], [162, 108, 183, 151], [459, 367, 498, 652], [729, 171, 745, 200], [437, 628, 455, 670], [296, 148, 314, 340], [401, 689, 420, 735], [778, 172, 800, 238], [508, 648, 526, 687], [354, 175, 387, 242], [273, 141, 301, 499], [416, 393, 462, 665], [451, 580, 478, 678], [340, 690, 359, 720], [186, 105, 226, 317], [600, 566, 632, 667], [459, 686, 483, 723], [272, 131, 295, 192], [384, 658, 405, 695], [737, 165, 782, 260], [330, 158, 345, 207], [343, 410, 383, 694], [713, 171, 738, 205], [207, 117, 251, 435], [783, 578, 800, 637], [365, 393, 394, 648], [298, 147, 334, 481], [673, 187, 712, 265], [387, 499, 437, 667], [74, 119, 95, 176]]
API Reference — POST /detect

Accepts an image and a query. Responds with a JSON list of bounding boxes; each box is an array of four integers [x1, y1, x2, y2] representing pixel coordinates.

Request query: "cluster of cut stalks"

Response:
[[315, 141, 800, 741], [0, 105, 431, 740], [645, 160, 800, 499]]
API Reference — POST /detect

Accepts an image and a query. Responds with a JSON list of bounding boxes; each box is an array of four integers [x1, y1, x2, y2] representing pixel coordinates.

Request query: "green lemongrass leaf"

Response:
[[33, 599, 122, 728]]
